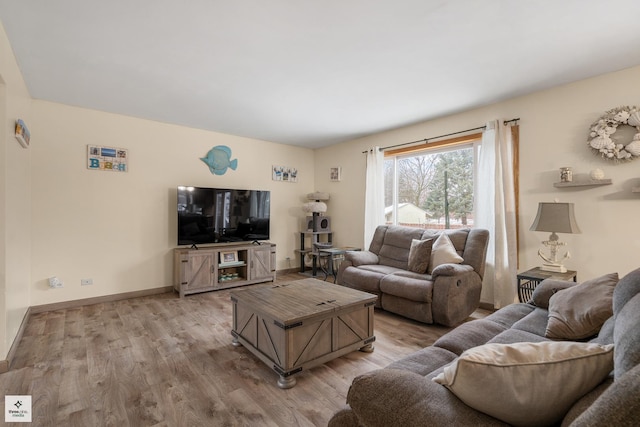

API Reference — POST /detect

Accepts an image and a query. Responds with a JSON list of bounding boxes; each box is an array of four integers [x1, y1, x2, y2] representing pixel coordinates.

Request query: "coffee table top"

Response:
[[230, 278, 377, 326]]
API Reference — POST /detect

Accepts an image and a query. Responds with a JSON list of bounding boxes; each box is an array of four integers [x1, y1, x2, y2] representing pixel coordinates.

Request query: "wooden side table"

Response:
[[516, 267, 577, 303]]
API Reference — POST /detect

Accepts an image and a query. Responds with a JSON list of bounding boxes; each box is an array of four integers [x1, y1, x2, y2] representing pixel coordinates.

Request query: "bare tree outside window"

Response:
[[384, 145, 475, 230]]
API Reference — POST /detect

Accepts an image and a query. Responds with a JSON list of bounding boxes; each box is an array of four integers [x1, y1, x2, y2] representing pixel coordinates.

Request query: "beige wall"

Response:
[[29, 101, 314, 306], [0, 21, 32, 360], [3, 14, 640, 359], [316, 65, 640, 303]]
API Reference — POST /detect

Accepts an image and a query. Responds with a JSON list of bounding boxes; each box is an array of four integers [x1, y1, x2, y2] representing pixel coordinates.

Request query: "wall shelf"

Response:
[[553, 179, 612, 188]]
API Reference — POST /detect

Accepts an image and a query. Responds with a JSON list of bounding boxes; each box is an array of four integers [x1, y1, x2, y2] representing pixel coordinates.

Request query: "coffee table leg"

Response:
[[360, 343, 374, 353], [277, 375, 297, 389]]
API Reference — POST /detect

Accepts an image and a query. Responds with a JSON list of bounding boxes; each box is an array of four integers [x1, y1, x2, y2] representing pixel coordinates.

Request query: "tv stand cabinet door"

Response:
[[250, 245, 274, 281], [182, 252, 215, 292]]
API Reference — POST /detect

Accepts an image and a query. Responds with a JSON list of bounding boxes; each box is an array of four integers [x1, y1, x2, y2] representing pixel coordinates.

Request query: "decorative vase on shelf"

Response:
[[560, 167, 573, 182], [590, 169, 605, 180]]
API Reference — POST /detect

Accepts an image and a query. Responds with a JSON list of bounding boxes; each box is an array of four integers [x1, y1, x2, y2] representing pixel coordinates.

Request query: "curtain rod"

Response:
[[362, 117, 520, 153]]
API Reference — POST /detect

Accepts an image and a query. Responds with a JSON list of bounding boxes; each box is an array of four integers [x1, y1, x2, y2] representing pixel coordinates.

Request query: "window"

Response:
[[384, 134, 481, 230]]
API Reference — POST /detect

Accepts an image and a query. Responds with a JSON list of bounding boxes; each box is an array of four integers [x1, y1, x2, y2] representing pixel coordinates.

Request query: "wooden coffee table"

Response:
[[230, 278, 377, 388]]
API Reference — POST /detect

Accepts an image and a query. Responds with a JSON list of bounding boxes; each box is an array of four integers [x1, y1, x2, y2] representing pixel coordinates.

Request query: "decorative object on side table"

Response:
[[587, 105, 640, 162], [530, 202, 581, 273]]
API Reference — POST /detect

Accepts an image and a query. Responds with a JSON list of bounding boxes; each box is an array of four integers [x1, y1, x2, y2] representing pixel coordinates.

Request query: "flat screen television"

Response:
[[177, 186, 270, 246]]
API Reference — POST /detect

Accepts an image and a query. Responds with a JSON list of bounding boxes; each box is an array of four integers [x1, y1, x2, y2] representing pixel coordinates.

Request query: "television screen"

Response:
[[177, 186, 270, 246]]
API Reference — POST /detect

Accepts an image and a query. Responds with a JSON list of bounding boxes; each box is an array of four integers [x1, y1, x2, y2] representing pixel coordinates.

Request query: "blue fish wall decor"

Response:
[[201, 145, 238, 175]]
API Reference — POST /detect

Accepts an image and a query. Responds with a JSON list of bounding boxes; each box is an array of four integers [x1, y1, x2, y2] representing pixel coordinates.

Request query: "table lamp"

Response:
[[529, 202, 581, 273]]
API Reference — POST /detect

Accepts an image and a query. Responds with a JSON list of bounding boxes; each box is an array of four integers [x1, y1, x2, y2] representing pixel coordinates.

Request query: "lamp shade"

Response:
[[530, 202, 581, 234]]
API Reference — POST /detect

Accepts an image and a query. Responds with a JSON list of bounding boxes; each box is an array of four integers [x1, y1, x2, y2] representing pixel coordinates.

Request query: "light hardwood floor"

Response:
[[1, 273, 490, 426]]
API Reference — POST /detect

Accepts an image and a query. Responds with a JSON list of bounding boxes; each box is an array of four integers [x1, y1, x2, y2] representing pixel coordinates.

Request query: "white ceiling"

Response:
[[2, 1, 640, 149]]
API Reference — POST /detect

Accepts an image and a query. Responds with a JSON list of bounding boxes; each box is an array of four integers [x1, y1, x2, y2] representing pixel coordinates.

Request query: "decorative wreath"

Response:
[[588, 105, 640, 162]]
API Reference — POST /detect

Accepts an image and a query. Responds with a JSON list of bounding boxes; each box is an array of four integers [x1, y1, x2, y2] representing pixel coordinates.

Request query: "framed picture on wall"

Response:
[[87, 145, 129, 172], [272, 165, 298, 182], [330, 167, 342, 182], [15, 119, 30, 148]]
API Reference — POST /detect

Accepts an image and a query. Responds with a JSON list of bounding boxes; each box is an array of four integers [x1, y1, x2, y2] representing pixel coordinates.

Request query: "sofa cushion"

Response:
[[433, 319, 506, 355], [613, 267, 640, 316], [380, 273, 434, 302], [387, 346, 458, 376], [589, 315, 615, 345], [566, 363, 640, 427], [377, 226, 424, 269], [428, 233, 463, 274], [484, 303, 536, 329], [545, 273, 618, 340], [487, 328, 550, 345], [510, 308, 550, 337], [408, 238, 433, 273], [347, 368, 511, 427], [561, 377, 613, 426], [613, 293, 640, 379], [433, 342, 614, 427], [339, 266, 386, 293]]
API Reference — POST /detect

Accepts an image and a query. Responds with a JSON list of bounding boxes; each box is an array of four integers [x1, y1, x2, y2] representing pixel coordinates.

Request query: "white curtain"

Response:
[[475, 121, 518, 308], [364, 147, 385, 249]]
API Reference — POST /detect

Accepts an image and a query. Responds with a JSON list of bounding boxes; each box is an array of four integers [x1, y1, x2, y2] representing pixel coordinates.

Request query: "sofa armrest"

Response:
[[431, 263, 474, 278], [432, 269, 483, 327], [346, 369, 508, 427], [345, 250, 379, 267]]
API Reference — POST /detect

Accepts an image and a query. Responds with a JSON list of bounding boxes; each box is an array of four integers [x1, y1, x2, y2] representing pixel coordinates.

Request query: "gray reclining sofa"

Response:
[[337, 225, 489, 327], [329, 268, 640, 426]]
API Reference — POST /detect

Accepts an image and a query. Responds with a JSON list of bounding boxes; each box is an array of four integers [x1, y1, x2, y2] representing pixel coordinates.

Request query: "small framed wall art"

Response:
[[330, 166, 342, 182], [272, 165, 298, 182], [87, 145, 128, 172], [15, 119, 30, 148]]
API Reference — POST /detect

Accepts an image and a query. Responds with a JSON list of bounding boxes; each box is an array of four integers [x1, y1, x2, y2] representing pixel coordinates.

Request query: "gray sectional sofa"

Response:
[[337, 225, 489, 327], [329, 267, 640, 427]]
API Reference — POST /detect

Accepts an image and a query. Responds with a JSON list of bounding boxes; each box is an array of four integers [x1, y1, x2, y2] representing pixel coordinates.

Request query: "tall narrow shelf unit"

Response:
[[174, 242, 276, 297]]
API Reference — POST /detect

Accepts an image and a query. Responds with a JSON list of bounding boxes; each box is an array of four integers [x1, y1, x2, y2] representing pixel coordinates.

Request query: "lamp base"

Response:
[[541, 263, 567, 273]]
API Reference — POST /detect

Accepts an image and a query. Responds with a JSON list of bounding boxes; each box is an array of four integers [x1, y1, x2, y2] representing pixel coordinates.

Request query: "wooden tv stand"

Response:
[[173, 242, 276, 297]]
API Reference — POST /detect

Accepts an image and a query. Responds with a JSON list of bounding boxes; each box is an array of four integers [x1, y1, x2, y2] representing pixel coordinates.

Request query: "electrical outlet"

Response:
[[49, 276, 63, 288], [81, 278, 93, 286]]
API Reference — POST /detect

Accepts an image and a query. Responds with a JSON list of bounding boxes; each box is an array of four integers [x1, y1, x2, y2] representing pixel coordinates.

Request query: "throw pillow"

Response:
[[407, 238, 433, 273], [433, 341, 614, 427], [428, 233, 463, 274], [531, 279, 577, 308], [545, 272, 618, 340]]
